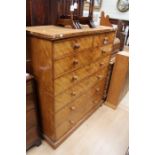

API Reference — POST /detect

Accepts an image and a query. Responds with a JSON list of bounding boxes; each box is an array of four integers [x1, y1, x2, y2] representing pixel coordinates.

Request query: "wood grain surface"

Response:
[[27, 26, 116, 148]]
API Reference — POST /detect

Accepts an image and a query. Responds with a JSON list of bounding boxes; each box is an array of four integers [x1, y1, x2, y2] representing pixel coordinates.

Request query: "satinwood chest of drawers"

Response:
[[26, 25, 116, 148]]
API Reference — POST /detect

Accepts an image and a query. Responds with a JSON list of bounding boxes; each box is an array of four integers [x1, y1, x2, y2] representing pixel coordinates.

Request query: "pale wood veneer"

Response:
[[26, 25, 115, 148]]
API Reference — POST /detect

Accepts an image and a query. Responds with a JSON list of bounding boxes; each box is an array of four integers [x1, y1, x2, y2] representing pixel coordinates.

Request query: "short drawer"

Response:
[[54, 50, 92, 78], [53, 36, 93, 59], [26, 109, 37, 130], [93, 32, 115, 47]]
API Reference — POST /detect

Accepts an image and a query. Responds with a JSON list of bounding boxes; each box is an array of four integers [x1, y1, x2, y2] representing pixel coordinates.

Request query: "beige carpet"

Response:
[[27, 95, 129, 155]]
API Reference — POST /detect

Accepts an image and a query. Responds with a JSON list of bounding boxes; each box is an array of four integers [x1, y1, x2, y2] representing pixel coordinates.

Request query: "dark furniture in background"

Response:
[[100, 11, 120, 56], [56, 0, 95, 28], [26, 0, 59, 73], [109, 18, 129, 49], [26, 75, 41, 150], [26, 0, 58, 26]]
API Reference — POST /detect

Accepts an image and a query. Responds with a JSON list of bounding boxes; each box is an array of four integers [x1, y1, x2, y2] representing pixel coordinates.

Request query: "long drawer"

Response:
[[53, 36, 93, 59], [55, 80, 105, 139], [54, 55, 110, 95], [54, 67, 108, 112]]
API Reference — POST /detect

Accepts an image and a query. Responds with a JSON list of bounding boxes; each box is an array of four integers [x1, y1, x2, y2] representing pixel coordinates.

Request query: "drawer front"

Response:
[[54, 56, 110, 95], [92, 44, 113, 62], [54, 50, 92, 78], [53, 36, 93, 59], [26, 109, 37, 130], [94, 32, 115, 48], [55, 80, 105, 139]]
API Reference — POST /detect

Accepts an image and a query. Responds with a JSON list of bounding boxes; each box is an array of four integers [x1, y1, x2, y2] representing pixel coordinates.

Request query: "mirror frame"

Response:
[[117, 0, 129, 12]]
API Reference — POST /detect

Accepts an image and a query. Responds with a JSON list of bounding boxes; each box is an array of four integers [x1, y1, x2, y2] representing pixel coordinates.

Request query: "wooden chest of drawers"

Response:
[[26, 75, 41, 150], [26, 25, 115, 148]]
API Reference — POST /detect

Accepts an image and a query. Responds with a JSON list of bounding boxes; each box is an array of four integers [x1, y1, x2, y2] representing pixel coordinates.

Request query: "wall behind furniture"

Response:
[[101, 0, 129, 20]]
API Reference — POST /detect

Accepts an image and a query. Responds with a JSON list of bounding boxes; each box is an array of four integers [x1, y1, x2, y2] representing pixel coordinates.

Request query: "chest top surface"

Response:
[[26, 25, 115, 40]]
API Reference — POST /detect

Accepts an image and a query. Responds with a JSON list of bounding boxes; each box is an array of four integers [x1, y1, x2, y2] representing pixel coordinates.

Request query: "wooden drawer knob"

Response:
[[70, 106, 76, 111], [97, 75, 103, 79], [69, 120, 75, 125], [99, 62, 104, 67], [96, 88, 100, 92], [71, 91, 76, 96], [72, 75, 78, 81], [74, 43, 80, 49], [93, 100, 98, 104], [101, 49, 106, 54], [103, 37, 109, 45], [73, 59, 79, 65]]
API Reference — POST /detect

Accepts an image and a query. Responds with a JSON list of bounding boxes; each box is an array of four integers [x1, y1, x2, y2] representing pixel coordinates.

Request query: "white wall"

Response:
[[101, 0, 129, 20]]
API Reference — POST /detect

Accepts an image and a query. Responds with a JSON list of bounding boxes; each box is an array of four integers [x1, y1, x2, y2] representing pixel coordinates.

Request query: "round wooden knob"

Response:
[[74, 43, 80, 49], [93, 100, 98, 104], [71, 91, 76, 96], [101, 49, 106, 54], [103, 37, 109, 45], [97, 75, 103, 79], [96, 88, 100, 92], [70, 106, 76, 111], [72, 75, 78, 81], [99, 62, 104, 67], [69, 120, 75, 125], [73, 59, 79, 65]]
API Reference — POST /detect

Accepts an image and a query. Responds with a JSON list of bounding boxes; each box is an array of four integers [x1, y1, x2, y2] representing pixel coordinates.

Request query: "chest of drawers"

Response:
[[26, 25, 115, 148]]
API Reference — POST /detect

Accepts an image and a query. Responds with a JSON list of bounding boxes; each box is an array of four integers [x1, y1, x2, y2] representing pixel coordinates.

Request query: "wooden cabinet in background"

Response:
[[105, 51, 129, 109], [26, 25, 116, 148], [26, 75, 41, 150], [26, 0, 58, 26]]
